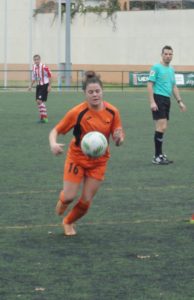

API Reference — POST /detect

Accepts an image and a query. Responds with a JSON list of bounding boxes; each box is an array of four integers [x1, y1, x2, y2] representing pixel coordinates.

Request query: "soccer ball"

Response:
[[81, 131, 108, 158]]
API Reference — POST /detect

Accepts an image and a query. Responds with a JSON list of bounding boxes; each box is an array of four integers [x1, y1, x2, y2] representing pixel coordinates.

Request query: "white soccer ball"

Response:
[[81, 131, 108, 158]]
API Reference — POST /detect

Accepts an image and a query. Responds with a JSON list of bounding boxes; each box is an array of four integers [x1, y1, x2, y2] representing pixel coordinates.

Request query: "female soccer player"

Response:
[[49, 71, 124, 236]]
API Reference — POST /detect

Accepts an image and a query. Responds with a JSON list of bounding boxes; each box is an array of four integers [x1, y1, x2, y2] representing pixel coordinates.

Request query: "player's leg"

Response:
[[152, 118, 169, 164], [40, 101, 48, 122], [63, 162, 106, 235], [57, 158, 84, 235], [35, 86, 42, 122], [63, 177, 102, 235], [155, 118, 168, 133], [154, 118, 168, 154], [58, 181, 81, 236], [36, 99, 47, 122], [36, 85, 48, 123], [56, 181, 80, 215], [40, 84, 49, 122], [56, 158, 84, 215], [152, 96, 170, 164], [154, 99, 173, 163]]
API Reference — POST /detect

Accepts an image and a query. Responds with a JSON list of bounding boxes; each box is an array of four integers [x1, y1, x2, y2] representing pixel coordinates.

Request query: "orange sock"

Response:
[[64, 198, 91, 224]]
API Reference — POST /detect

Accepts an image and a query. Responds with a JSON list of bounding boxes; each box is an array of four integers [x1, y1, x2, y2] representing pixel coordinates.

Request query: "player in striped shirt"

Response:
[[29, 54, 52, 123]]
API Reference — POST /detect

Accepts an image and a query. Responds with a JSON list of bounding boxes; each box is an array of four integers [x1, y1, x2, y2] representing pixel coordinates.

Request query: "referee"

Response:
[[147, 45, 186, 165]]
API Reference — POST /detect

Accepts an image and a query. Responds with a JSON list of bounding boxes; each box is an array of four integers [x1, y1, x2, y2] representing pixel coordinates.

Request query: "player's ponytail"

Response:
[[82, 70, 103, 91]]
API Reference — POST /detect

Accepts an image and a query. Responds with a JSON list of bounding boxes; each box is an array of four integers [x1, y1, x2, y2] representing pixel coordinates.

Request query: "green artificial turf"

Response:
[[0, 90, 194, 300]]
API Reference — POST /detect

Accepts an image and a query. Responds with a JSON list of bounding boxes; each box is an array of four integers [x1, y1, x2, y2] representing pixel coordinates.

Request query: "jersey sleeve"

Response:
[[148, 65, 157, 83], [31, 70, 35, 81], [172, 68, 176, 86], [111, 109, 123, 134], [55, 109, 77, 135], [44, 66, 52, 78]]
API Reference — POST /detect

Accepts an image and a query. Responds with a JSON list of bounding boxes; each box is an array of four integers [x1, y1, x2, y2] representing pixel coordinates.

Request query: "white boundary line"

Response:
[[0, 184, 194, 196], [0, 218, 189, 231]]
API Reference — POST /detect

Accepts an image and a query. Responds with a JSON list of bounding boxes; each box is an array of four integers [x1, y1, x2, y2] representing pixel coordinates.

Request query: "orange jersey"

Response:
[[55, 101, 123, 163]]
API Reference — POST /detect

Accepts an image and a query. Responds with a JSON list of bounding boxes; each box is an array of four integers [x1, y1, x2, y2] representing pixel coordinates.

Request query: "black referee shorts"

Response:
[[36, 83, 49, 102], [152, 94, 171, 120]]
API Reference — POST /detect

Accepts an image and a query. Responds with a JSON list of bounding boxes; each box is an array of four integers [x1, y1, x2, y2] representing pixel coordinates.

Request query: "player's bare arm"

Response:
[[28, 80, 35, 91], [147, 81, 158, 111], [49, 128, 64, 155], [47, 78, 52, 92], [173, 85, 186, 112], [113, 128, 124, 146]]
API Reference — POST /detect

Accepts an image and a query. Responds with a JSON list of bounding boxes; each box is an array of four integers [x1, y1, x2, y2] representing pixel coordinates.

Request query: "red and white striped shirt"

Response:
[[32, 63, 51, 85]]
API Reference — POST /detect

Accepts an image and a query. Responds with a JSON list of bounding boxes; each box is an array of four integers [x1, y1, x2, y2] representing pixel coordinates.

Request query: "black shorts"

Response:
[[36, 84, 49, 101], [152, 94, 171, 120]]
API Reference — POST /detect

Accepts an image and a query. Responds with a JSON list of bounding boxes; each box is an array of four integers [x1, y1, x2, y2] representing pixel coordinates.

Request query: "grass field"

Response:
[[0, 90, 194, 300]]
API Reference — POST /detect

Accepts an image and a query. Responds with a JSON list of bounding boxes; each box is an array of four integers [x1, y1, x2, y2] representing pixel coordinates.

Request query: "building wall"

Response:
[[0, 0, 194, 78], [34, 10, 194, 67]]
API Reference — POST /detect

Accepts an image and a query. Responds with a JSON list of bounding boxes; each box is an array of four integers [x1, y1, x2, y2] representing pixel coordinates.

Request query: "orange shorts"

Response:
[[63, 156, 108, 183]]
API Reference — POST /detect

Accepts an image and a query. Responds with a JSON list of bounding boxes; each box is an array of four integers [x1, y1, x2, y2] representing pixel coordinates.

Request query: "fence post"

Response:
[[4, 0, 8, 88]]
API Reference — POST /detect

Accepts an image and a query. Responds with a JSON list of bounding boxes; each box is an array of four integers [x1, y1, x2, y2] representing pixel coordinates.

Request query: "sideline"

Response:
[[0, 217, 189, 231], [0, 183, 194, 196]]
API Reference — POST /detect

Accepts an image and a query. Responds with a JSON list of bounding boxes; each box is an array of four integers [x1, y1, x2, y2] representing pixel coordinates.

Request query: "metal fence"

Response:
[[1, 69, 194, 91], [129, 0, 194, 11], [0, 69, 133, 91], [129, 71, 194, 88]]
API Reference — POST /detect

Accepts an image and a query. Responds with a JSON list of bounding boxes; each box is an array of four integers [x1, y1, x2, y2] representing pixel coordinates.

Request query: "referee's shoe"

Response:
[[152, 154, 170, 165]]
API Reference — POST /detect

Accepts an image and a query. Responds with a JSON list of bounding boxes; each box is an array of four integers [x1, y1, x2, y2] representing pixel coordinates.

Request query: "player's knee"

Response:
[[64, 196, 74, 204], [59, 189, 73, 203], [55, 191, 74, 215], [81, 193, 93, 203], [63, 186, 79, 204], [161, 124, 167, 132], [156, 122, 167, 132]]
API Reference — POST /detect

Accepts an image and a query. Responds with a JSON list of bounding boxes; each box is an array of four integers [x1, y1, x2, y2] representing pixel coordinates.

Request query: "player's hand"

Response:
[[113, 128, 124, 147], [179, 101, 186, 112], [50, 143, 65, 155], [150, 101, 158, 112], [48, 85, 51, 93], [28, 86, 32, 91]]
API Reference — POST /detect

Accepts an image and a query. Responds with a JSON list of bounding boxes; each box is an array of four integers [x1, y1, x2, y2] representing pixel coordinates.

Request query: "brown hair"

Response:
[[33, 54, 41, 59], [82, 71, 103, 91], [162, 45, 173, 53]]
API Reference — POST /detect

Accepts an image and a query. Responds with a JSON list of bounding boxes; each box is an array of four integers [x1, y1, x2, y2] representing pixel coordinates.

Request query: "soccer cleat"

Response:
[[42, 118, 48, 123], [162, 154, 173, 164], [37, 118, 48, 124], [152, 155, 169, 165], [190, 215, 194, 224]]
